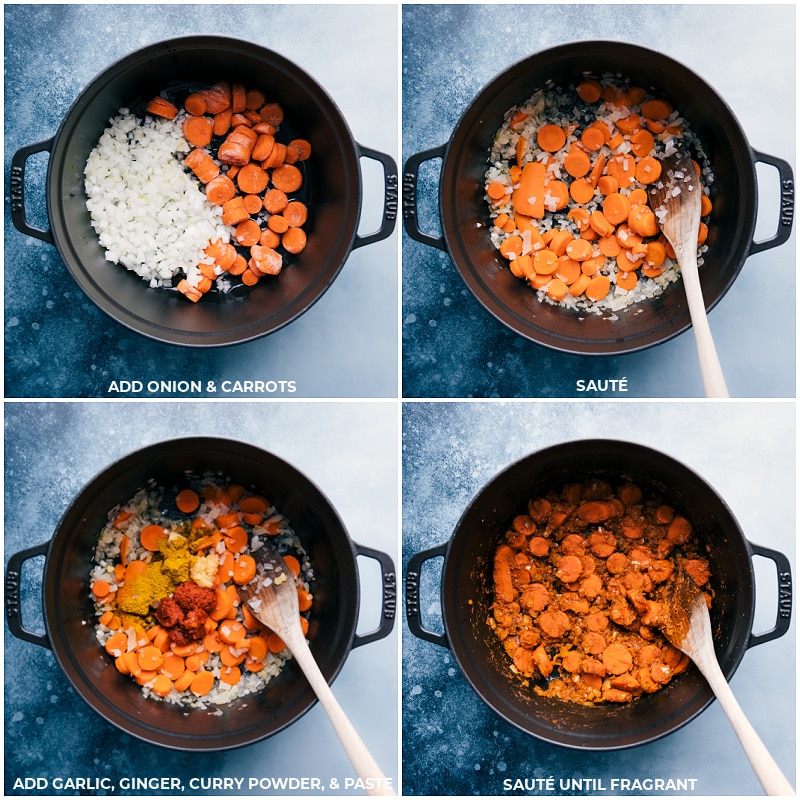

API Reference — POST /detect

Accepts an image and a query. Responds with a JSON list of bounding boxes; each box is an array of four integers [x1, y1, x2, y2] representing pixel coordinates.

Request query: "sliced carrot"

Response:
[[175, 489, 200, 514], [584, 275, 611, 302], [569, 178, 594, 205], [235, 219, 262, 248], [218, 141, 251, 167], [259, 102, 284, 127], [175, 278, 203, 303], [219, 643, 247, 667], [230, 83, 247, 114], [99, 609, 115, 627], [220, 666, 242, 686], [564, 238, 592, 262], [267, 214, 289, 234], [297, 588, 313, 612], [267, 632, 286, 653], [251, 134, 276, 162], [259, 228, 281, 249], [221, 197, 249, 226], [205, 175, 237, 206], [146, 97, 178, 120], [235, 163, 269, 195], [280, 554, 300, 576], [138, 645, 164, 672], [242, 194, 263, 215], [241, 268, 260, 286], [602, 193, 631, 227], [219, 620, 247, 646], [201, 82, 232, 115], [174, 670, 195, 693], [630, 128, 655, 157], [140, 524, 167, 552], [92, 579, 111, 598], [547, 278, 568, 302], [617, 270, 638, 291], [233, 554, 257, 585], [190, 671, 215, 697], [247, 636, 269, 662], [563, 148, 591, 178], [271, 163, 303, 193], [263, 188, 289, 214], [184, 93, 208, 117], [148, 674, 173, 697], [640, 98, 673, 121], [635, 156, 662, 185], [568, 272, 592, 297], [512, 161, 546, 218], [286, 139, 312, 163], [250, 246, 283, 276], [537, 124, 566, 153], [104, 632, 129, 658], [169, 641, 198, 658], [576, 80, 602, 103], [182, 116, 213, 148], [262, 141, 287, 169], [114, 511, 133, 529], [226, 254, 247, 276], [223, 525, 248, 554]]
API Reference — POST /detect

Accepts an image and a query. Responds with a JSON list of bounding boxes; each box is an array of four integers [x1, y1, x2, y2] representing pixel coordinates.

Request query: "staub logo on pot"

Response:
[[9, 165, 24, 213]]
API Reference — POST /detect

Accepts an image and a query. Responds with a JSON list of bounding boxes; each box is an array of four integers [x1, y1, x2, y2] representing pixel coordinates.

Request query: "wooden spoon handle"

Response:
[[697, 658, 794, 795], [679, 251, 729, 398], [289, 632, 396, 796]]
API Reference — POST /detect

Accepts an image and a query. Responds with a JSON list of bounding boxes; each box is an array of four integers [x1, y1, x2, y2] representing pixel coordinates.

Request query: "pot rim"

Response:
[[41, 35, 364, 347], [34, 436, 363, 751], [436, 438, 760, 749], [435, 39, 761, 355]]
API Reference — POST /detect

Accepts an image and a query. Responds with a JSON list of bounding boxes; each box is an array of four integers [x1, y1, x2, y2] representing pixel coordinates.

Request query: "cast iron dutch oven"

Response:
[[405, 439, 792, 749], [9, 35, 397, 346], [5, 437, 396, 751], [403, 41, 794, 355]]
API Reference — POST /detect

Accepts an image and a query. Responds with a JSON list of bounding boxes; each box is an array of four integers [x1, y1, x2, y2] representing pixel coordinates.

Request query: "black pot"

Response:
[[6, 437, 396, 751], [403, 40, 794, 355], [405, 439, 792, 750], [9, 35, 397, 347]]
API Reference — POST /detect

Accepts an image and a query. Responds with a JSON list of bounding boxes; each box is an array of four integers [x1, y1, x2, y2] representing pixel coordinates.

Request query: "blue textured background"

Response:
[[402, 401, 795, 795], [401, 4, 795, 398], [4, 4, 398, 399], [5, 402, 398, 795]]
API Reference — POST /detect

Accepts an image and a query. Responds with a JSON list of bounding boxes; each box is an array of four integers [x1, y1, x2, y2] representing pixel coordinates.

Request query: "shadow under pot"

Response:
[[403, 40, 794, 355], [11, 35, 397, 346], [6, 436, 396, 751], [405, 439, 792, 750]]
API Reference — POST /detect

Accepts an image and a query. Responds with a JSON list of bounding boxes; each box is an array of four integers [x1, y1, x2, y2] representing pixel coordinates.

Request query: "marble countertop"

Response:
[[4, 402, 398, 795], [401, 4, 796, 398], [402, 401, 795, 795], [4, 4, 398, 399]]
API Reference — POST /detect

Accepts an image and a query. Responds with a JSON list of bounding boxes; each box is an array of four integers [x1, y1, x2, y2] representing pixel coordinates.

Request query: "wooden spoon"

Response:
[[238, 538, 395, 796], [650, 151, 729, 397], [657, 570, 793, 795]]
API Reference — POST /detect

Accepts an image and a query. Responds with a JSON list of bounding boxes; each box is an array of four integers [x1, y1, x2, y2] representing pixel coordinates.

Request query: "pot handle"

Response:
[[749, 150, 794, 256], [5, 541, 51, 649], [351, 543, 397, 648], [10, 139, 55, 244], [353, 144, 399, 250], [747, 542, 792, 648], [405, 542, 448, 647], [402, 145, 448, 251]]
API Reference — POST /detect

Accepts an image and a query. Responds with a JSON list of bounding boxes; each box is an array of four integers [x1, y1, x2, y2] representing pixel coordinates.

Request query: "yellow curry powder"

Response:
[[116, 534, 195, 617]]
